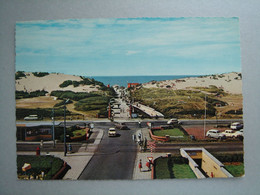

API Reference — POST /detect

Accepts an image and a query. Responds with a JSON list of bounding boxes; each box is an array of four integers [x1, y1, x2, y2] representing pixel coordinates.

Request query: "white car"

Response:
[[222, 130, 236, 138], [167, 118, 179, 125], [230, 122, 243, 130], [233, 129, 243, 138], [108, 128, 117, 137], [24, 115, 39, 120], [206, 129, 226, 139]]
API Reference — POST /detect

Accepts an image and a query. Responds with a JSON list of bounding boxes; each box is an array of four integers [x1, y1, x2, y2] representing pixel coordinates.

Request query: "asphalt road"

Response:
[[78, 125, 137, 180]]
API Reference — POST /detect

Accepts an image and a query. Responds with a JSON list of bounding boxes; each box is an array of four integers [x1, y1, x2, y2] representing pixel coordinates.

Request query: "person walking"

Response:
[[146, 161, 151, 171], [139, 159, 142, 172]]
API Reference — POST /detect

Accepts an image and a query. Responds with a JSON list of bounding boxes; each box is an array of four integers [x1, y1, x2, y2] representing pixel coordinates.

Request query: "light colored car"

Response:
[[230, 122, 243, 130], [24, 115, 39, 120], [167, 118, 179, 125], [233, 129, 243, 137], [108, 128, 117, 137], [206, 129, 226, 139], [222, 130, 236, 138], [114, 122, 128, 130]]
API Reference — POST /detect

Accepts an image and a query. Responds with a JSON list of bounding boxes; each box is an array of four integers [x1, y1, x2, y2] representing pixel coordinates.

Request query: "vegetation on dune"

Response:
[[131, 88, 223, 118], [50, 89, 114, 117], [59, 77, 105, 88], [16, 90, 48, 99], [74, 96, 109, 116], [16, 107, 70, 120], [50, 90, 99, 101], [32, 72, 49, 77], [15, 71, 27, 80], [192, 85, 227, 96], [130, 86, 243, 119]]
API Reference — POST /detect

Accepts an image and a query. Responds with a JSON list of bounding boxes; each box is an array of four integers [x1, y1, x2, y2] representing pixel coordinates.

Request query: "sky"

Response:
[[16, 17, 241, 76]]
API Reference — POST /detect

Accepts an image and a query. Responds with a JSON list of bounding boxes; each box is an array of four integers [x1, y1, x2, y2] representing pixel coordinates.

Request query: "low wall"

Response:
[[52, 161, 70, 179], [25, 134, 52, 141], [149, 129, 169, 142]]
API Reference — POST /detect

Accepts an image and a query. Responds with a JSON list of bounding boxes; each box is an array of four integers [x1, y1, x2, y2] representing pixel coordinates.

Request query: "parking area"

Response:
[[182, 125, 228, 140]]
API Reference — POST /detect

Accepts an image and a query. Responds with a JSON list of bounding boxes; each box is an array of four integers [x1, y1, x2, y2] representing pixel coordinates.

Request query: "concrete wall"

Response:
[[180, 148, 206, 179], [201, 149, 233, 178], [180, 148, 233, 178]]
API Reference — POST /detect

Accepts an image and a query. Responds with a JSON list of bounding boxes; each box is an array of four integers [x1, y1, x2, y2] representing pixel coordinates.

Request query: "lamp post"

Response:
[[204, 94, 207, 138], [64, 99, 70, 156], [52, 108, 55, 148]]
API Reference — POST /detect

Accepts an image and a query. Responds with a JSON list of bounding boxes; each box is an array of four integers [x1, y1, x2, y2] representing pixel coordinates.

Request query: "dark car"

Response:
[[114, 122, 128, 130]]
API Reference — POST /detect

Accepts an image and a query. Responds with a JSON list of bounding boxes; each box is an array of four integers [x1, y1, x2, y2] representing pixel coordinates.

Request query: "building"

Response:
[[127, 83, 140, 89]]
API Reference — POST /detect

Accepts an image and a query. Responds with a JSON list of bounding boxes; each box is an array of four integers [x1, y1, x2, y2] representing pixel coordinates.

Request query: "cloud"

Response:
[[16, 17, 241, 75], [126, 50, 139, 55]]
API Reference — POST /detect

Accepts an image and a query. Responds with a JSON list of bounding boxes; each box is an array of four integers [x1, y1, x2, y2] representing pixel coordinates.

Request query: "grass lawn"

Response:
[[17, 155, 64, 180], [153, 128, 185, 137], [155, 157, 196, 179], [72, 129, 86, 136], [225, 163, 244, 177]]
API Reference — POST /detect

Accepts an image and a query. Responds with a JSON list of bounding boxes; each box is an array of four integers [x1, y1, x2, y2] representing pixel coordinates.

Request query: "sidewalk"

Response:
[[17, 129, 104, 180], [132, 127, 167, 180]]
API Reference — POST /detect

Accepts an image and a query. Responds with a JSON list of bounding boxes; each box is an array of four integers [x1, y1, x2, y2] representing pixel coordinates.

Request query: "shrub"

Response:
[[59, 80, 73, 88], [225, 109, 243, 115], [53, 99, 73, 107], [16, 108, 70, 120], [16, 90, 48, 99], [32, 72, 49, 77], [15, 71, 26, 80], [50, 90, 99, 101]]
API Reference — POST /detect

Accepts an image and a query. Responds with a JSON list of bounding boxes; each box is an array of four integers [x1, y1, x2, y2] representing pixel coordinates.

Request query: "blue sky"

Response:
[[16, 17, 241, 76]]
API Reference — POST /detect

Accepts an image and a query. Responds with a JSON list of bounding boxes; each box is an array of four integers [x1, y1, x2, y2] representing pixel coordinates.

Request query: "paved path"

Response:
[[133, 103, 164, 118], [132, 127, 167, 180]]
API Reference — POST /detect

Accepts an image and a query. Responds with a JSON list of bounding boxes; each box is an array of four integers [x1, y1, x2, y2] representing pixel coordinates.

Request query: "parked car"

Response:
[[206, 129, 226, 139], [222, 130, 236, 138], [167, 118, 179, 125], [108, 128, 117, 137], [114, 122, 128, 130], [24, 115, 39, 121], [230, 122, 243, 130], [233, 129, 244, 138]]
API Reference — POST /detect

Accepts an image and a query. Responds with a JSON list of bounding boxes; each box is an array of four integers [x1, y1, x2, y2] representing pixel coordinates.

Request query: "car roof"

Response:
[[208, 129, 219, 132]]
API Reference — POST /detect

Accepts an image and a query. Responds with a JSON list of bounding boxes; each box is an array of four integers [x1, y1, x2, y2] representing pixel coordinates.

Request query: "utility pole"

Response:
[[204, 94, 207, 138], [64, 99, 70, 156], [52, 108, 55, 148]]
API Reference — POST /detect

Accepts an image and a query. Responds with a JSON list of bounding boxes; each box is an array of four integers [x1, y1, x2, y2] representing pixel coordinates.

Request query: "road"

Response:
[[78, 124, 137, 180]]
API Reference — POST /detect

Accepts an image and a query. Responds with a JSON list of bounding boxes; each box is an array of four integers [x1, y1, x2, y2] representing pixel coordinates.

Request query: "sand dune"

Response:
[[15, 72, 99, 93], [142, 72, 242, 94]]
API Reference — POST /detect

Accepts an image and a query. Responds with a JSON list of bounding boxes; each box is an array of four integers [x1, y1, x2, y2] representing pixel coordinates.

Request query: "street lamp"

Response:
[[52, 108, 55, 148], [64, 99, 70, 156], [204, 94, 207, 138]]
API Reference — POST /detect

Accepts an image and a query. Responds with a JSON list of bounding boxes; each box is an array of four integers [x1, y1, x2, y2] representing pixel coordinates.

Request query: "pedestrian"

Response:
[[146, 161, 151, 171], [139, 159, 142, 172]]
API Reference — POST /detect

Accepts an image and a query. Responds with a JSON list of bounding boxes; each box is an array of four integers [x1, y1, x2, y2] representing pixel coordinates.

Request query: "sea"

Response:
[[90, 75, 200, 87]]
